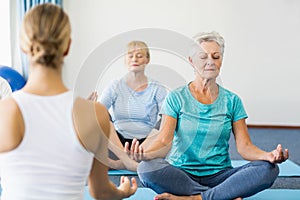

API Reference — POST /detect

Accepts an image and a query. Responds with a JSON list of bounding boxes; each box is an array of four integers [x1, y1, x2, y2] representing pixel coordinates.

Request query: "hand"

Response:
[[117, 176, 137, 198], [124, 138, 145, 162], [87, 91, 98, 101], [268, 144, 289, 164]]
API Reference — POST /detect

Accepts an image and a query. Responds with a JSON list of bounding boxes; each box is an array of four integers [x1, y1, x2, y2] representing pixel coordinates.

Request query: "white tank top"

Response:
[[0, 90, 93, 200]]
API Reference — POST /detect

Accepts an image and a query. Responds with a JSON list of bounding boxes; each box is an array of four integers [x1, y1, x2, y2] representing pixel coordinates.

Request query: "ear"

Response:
[[63, 38, 72, 56], [188, 56, 197, 70]]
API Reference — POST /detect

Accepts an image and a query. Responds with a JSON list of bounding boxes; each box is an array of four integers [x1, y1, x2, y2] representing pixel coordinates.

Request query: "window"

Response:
[[0, 0, 11, 67]]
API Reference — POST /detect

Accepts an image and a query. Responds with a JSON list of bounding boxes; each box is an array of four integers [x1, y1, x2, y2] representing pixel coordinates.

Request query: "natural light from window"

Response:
[[0, 0, 11, 67]]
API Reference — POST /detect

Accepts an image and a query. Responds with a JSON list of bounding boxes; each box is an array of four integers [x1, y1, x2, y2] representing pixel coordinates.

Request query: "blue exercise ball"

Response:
[[0, 66, 26, 92]]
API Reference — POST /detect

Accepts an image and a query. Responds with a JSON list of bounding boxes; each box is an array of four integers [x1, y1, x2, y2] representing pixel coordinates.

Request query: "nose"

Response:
[[206, 55, 215, 66]]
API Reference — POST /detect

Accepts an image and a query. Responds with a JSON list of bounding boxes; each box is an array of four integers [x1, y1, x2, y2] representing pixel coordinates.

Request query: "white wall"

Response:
[[63, 0, 300, 126], [0, 0, 11, 66]]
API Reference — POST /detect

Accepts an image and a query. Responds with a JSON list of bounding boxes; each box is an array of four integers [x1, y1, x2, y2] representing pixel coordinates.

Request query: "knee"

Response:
[[137, 158, 166, 174], [256, 160, 279, 186], [137, 159, 168, 186]]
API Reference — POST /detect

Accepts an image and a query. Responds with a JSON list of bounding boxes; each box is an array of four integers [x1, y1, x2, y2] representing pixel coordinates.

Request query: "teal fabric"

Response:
[[162, 84, 248, 176]]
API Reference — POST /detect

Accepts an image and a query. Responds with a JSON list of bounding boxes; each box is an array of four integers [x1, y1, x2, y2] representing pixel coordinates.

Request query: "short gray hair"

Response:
[[189, 31, 225, 58]]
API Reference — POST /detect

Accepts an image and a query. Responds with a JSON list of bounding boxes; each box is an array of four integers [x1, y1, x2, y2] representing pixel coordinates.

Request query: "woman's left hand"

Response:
[[268, 144, 289, 164]]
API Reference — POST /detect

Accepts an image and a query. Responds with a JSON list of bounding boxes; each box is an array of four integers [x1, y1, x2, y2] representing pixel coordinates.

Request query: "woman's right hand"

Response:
[[118, 176, 138, 198], [124, 138, 145, 162]]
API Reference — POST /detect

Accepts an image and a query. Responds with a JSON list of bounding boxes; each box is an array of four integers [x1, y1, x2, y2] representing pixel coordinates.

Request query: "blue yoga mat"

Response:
[[245, 189, 300, 200], [232, 159, 300, 177], [108, 169, 137, 176], [108, 159, 300, 177], [84, 188, 300, 200], [84, 187, 156, 200], [1, 185, 299, 200]]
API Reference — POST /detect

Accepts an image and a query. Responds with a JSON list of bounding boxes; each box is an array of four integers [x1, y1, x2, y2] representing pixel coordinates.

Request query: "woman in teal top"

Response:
[[130, 31, 289, 200]]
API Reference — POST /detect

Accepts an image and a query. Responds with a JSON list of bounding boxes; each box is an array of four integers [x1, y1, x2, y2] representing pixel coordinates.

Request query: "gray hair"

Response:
[[189, 31, 225, 58]]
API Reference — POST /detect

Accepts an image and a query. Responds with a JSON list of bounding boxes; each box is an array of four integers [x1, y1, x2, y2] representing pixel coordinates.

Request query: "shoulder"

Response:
[[74, 97, 110, 130], [163, 85, 187, 105], [0, 97, 24, 152], [148, 79, 169, 95], [220, 85, 242, 101], [168, 85, 187, 97]]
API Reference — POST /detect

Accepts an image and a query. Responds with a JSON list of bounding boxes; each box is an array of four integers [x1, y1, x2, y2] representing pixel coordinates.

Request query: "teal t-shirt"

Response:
[[161, 84, 248, 176]]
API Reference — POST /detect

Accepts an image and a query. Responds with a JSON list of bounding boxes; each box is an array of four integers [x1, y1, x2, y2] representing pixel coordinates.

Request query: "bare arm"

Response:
[[126, 115, 177, 161], [73, 99, 137, 199], [0, 98, 24, 153], [233, 119, 288, 163]]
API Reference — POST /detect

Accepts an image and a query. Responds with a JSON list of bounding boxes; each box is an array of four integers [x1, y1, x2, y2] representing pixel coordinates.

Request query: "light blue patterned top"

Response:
[[100, 77, 168, 139], [162, 83, 248, 176]]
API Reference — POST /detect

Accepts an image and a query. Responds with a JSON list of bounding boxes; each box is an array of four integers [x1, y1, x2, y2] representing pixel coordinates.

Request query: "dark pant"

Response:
[[116, 131, 146, 147]]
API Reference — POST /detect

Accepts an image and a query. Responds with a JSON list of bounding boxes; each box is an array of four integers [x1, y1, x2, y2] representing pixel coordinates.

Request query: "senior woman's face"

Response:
[[190, 41, 223, 80]]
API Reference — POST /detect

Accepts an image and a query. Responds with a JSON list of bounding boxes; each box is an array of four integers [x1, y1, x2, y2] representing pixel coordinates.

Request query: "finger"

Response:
[[131, 177, 138, 192], [134, 140, 140, 153], [122, 176, 129, 184], [120, 176, 125, 184], [139, 146, 144, 161], [277, 144, 282, 151], [284, 149, 289, 160], [131, 138, 137, 152], [130, 138, 137, 152], [124, 142, 130, 153]]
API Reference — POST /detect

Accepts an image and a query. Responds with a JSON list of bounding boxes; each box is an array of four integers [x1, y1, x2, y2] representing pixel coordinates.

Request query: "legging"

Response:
[[137, 158, 279, 200]]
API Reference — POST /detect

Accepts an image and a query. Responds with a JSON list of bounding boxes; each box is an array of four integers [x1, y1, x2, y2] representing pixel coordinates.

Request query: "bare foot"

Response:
[[155, 193, 202, 200]]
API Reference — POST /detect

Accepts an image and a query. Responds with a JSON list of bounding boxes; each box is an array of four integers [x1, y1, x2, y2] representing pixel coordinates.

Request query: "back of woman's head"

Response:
[[20, 3, 71, 69]]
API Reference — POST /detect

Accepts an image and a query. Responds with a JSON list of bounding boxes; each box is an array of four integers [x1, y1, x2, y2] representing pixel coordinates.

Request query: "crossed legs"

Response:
[[138, 159, 279, 200]]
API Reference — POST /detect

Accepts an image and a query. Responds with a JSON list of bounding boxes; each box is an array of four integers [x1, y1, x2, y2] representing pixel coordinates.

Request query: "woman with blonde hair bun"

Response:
[[0, 3, 136, 200]]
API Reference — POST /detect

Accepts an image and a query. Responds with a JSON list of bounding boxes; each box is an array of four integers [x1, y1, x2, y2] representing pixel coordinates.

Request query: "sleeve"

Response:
[[160, 91, 181, 119], [232, 95, 248, 122], [153, 84, 169, 129], [99, 80, 118, 109], [0, 77, 12, 100], [155, 84, 169, 115]]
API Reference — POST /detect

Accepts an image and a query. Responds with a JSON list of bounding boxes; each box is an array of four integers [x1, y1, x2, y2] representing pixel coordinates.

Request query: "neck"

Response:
[[125, 72, 148, 92], [22, 64, 68, 95], [189, 77, 219, 104], [192, 77, 218, 94]]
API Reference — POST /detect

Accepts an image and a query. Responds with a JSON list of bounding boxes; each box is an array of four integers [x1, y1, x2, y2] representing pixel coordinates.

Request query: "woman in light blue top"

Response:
[[90, 41, 168, 170], [131, 31, 289, 200]]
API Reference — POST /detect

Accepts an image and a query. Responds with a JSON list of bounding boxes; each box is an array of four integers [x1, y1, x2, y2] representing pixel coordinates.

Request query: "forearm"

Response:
[[238, 142, 269, 161], [143, 138, 172, 160]]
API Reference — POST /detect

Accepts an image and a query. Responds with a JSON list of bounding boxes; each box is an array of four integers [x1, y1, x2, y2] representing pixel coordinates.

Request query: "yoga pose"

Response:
[[0, 4, 136, 199], [89, 41, 168, 170], [130, 31, 289, 200]]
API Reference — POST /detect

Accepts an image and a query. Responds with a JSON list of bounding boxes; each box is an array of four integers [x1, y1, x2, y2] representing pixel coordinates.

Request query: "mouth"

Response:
[[205, 69, 216, 71]]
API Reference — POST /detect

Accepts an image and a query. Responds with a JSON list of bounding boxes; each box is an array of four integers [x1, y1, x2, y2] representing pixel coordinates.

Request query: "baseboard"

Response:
[[247, 124, 300, 129]]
